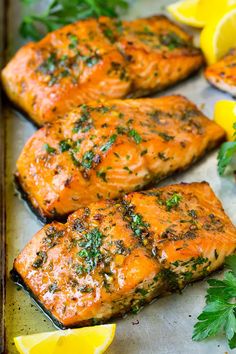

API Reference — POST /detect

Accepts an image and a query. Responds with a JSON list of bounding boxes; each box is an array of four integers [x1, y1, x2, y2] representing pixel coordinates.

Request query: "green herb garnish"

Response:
[[217, 123, 236, 175], [81, 150, 95, 169], [192, 255, 236, 350], [129, 129, 142, 144], [158, 132, 174, 142], [44, 143, 56, 154], [96, 170, 107, 182], [160, 32, 185, 50], [59, 139, 72, 152], [19, 0, 129, 40], [165, 193, 182, 211], [32, 251, 47, 268], [100, 134, 117, 152], [218, 142, 236, 175], [78, 227, 104, 273]]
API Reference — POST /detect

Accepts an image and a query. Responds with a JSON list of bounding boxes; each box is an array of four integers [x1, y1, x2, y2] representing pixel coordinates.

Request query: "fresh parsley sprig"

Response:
[[217, 122, 236, 176], [192, 255, 236, 349], [20, 0, 129, 40]]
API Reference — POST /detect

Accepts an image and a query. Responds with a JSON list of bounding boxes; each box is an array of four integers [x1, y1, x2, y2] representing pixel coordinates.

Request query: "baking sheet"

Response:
[[2, 0, 236, 353]]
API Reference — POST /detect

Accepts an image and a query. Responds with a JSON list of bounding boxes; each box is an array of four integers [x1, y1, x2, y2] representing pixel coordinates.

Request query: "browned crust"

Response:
[[10, 267, 159, 329], [1, 14, 204, 127], [14, 132, 225, 223]]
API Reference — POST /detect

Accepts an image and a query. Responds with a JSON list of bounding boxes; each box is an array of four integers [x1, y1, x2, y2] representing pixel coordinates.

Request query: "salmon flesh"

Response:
[[1, 15, 203, 126], [15, 95, 225, 222], [205, 48, 236, 96], [12, 182, 236, 328]]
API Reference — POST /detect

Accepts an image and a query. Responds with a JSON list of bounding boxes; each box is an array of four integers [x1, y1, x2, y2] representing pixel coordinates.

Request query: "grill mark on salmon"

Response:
[[12, 182, 236, 328], [1, 15, 204, 126], [15, 95, 225, 222], [205, 48, 236, 96]]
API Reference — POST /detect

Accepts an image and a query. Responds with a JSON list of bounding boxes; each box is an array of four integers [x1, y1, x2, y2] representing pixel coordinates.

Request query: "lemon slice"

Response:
[[14, 324, 116, 354], [200, 8, 236, 64], [167, 0, 205, 28], [214, 100, 236, 140]]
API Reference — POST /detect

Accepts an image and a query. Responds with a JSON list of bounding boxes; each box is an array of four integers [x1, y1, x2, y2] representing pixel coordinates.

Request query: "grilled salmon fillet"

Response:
[[205, 48, 236, 96], [15, 95, 225, 222], [12, 182, 236, 328], [1, 15, 203, 126]]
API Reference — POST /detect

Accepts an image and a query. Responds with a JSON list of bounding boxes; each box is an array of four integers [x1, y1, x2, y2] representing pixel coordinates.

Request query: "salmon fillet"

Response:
[[205, 48, 236, 96], [1, 15, 204, 126], [15, 95, 225, 222], [12, 182, 236, 328]]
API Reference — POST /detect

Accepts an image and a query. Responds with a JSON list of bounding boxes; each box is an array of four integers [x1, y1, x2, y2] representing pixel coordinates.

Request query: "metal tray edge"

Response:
[[0, 0, 7, 352]]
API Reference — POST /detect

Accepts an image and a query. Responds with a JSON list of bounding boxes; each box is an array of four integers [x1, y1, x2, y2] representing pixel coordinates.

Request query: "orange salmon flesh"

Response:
[[205, 48, 236, 97], [15, 95, 225, 222], [12, 182, 236, 328], [1, 15, 204, 125]]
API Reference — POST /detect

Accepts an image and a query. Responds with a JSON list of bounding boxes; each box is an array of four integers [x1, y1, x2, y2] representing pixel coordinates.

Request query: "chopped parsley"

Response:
[[102, 27, 116, 43], [77, 228, 104, 273], [123, 166, 132, 174], [129, 129, 142, 144], [37, 53, 57, 75], [96, 170, 107, 182], [158, 132, 174, 142], [141, 149, 148, 156], [160, 32, 185, 50], [81, 150, 95, 169], [32, 251, 47, 268], [165, 193, 182, 211], [44, 143, 56, 154], [59, 139, 72, 152], [68, 34, 79, 49], [73, 104, 91, 133], [48, 282, 59, 293], [84, 54, 101, 67], [100, 134, 117, 152], [129, 211, 149, 240]]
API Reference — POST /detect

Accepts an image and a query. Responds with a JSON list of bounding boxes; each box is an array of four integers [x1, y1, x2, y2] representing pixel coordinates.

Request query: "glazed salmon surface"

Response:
[[205, 48, 236, 96], [16, 95, 225, 222], [13, 182, 236, 328], [1, 15, 203, 125]]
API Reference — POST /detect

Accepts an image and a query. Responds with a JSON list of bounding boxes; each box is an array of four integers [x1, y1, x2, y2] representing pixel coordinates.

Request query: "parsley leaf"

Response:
[[192, 255, 236, 349], [217, 121, 236, 176], [217, 141, 236, 176], [19, 0, 129, 40]]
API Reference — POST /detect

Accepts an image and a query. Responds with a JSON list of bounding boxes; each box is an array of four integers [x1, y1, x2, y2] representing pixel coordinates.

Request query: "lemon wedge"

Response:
[[167, 0, 205, 28], [200, 8, 236, 64], [14, 324, 116, 354], [196, 0, 236, 24], [214, 100, 236, 140]]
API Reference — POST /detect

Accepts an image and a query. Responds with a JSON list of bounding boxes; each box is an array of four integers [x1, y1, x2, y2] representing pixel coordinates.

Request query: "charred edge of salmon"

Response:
[[13, 174, 68, 224], [10, 268, 67, 329], [205, 76, 236, 98], [14, 132, 226, 224], [10, 267, 163, 329], [10, 259, 227, 329]]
